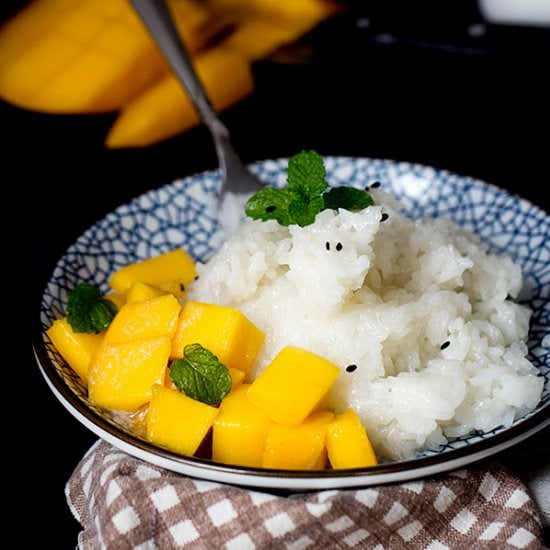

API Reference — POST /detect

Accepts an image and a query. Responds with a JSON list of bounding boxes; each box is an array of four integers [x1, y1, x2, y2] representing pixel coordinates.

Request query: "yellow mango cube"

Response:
[[247, 346, 340, 425], [157, 280, 187, 299], [104, 291, 126, 310], [88, 336, 170, 411], [109, 248, 196, 295], [228, 367, 246, 388], [170, 301, 265, 376], [47, 317, 104, 382], [326, 409, 378, 469], [125, 281, 167, 303], [103, 294, 181, 345], [261, 410, 334, 470], [212, 384, 269, 467], [146, 384, 218, 456]]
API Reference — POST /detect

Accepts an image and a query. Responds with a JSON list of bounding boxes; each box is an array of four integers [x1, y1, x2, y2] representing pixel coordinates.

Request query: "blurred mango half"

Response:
[[0, 0, 342, 147]]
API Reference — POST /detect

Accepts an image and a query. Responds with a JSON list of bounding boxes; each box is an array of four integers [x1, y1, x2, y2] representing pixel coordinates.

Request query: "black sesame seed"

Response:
[[440, 341, 450, 350], [346, 364, 357, 373], [370, 181, 381, 188], [325, 241, 330, 251], [336, 242, 343, 251], [380, 213, 389, 222], [194, 275, 199, 281], [180, 283, 185, 292], [265, 205, 276, 213]]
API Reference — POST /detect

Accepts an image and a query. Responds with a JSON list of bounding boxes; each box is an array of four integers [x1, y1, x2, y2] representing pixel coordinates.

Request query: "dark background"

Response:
[[4, 0, 548, 546]]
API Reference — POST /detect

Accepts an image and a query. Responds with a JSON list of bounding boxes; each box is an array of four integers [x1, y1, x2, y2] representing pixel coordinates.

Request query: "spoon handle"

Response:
[[130, 0, 229, 139]]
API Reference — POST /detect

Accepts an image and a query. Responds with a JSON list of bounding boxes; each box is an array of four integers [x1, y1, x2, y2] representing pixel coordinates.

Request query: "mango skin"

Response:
[[88, 336, 170, 411], [247, 346, 340, 425], [46, 317, 103, 382], [212, 384, 269, 467], [261, 410, 334, 470], [326, 409, 378, 469], [146, 384, 218, 456], [171, 300, 265, 376], [109, 248, 196, 295]]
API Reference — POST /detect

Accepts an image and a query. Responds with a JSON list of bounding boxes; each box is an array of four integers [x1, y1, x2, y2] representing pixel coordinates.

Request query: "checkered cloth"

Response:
[[66, 439, 546, 549]]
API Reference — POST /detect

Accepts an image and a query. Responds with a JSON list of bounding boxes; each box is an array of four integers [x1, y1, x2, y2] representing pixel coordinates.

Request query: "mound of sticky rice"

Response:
[[188, 189, 543, 461]]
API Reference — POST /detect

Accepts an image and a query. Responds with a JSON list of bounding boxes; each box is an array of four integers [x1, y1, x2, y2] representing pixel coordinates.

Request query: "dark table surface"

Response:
[[6, 1, 549, 547]]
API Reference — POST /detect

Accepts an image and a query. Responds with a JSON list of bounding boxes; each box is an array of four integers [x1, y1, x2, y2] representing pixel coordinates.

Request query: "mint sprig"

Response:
[[245, 150, 373, 227], [169, 343, 232, 406], [67, 282, 118, 333]]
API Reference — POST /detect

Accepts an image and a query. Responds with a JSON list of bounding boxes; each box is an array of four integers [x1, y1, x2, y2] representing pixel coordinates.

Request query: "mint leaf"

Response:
[[245, 150, 374, 227], [67, 282, 118, 333], [169, 343, 232, 405], [245, 187, 294, 225], [288, 196, 324, 227], [323, 186, 373, 211], [287, 150, 328, 200]]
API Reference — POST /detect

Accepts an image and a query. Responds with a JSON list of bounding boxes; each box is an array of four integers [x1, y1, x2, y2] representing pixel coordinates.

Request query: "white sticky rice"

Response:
[[188, 189, 543, 461]]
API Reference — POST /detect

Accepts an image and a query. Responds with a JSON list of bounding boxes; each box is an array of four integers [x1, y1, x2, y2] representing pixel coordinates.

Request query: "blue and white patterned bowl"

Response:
[[33, 157, 549, 490]]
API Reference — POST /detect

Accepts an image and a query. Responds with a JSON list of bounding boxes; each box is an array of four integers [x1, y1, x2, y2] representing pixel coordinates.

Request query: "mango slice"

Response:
[[247, 346, 340, 425], [170, 300, 265, 376], [261, 410, 334, 470], [0, 0, 340, 146], [105, 47, 254, 148], [146, 384, 219, 456], [103, 294, 181, 345], [88, 336, 170, 411], [109, 248, 196, 295], [212, 384, 269, 467], [0, 0, 219, 113], [326, 409, 378, 469], [46, 317, 104, 382]]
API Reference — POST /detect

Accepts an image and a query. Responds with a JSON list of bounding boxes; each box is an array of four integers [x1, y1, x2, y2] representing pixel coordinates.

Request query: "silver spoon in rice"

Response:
[[130, 0, 265, 204]]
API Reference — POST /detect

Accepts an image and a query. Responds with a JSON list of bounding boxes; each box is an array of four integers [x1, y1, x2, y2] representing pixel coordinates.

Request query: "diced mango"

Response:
[[247, 346, 340, 425], [326, 409, 378, 469], [261, 410, 333, 470], [228, 367, 246, 388], [88, 336, 170, 411], [105, 47, 254, 148], [146, 384, 218, 456], [46, 317, 103, 382], [157, 280, 187, 299], [212, 384, 269, 467], [103, 294, 181, 345], [125, 281, 168, 303], [109, 248, 196, 295], [170, 300, 265, 376], [105, 292, 126, 310]]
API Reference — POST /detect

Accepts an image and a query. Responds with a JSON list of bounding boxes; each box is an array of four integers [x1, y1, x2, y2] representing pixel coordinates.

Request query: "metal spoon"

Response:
[[130, 0, 264, 199]]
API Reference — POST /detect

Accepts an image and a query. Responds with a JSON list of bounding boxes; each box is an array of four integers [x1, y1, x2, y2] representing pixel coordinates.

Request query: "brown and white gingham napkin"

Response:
[[66, 439, 546, 549]]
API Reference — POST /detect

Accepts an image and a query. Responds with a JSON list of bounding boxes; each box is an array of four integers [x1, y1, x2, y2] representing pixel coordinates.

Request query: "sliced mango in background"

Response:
[[0, 0, 341, 145], [105, 48, 254, 148], [0, 0, 217, 113]]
